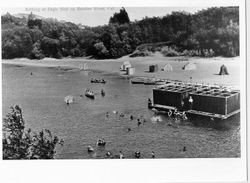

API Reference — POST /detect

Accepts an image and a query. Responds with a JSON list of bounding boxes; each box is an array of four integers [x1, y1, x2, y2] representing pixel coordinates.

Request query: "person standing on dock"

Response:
[[188, 96, 193, 110], [148, 98, 152, 108]]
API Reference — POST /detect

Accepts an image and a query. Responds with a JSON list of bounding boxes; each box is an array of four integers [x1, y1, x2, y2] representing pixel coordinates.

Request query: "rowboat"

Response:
[[91, 78, 106, 84], [85, 90, 95, 99]]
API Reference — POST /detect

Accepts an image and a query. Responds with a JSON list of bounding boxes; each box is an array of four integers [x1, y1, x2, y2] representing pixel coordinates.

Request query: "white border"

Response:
[[0, 0, 247, 183]]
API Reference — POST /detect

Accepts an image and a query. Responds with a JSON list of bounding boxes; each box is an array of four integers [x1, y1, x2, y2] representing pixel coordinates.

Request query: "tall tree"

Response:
[[3, 106, 63, 159], [109, 7, 130, 25]]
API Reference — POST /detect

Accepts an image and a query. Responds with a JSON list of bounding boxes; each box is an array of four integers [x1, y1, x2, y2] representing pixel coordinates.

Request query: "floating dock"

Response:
[[151, 82, 240, 119]]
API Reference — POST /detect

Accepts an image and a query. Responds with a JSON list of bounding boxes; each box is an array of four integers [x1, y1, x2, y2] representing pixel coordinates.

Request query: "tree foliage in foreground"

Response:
[[2, 105, 62, 159], [1, 7, 239, 59]]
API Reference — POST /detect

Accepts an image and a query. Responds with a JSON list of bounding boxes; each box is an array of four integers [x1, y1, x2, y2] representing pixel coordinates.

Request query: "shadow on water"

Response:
[[187, 113, 240, 131]]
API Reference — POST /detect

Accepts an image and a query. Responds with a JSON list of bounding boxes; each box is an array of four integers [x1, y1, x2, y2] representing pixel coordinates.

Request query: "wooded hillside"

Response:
[[1, 7, 239, 59]]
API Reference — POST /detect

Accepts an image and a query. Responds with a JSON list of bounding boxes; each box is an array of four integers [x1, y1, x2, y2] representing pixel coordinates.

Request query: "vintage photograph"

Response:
[[2, 6, 241, 160]]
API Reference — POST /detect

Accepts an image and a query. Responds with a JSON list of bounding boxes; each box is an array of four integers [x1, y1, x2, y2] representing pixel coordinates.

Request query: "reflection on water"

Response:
[[2, 64, 240, 159]]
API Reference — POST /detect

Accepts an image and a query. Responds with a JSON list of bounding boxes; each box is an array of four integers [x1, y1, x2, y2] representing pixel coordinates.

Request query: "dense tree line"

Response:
[[1, 7, 239, 59]]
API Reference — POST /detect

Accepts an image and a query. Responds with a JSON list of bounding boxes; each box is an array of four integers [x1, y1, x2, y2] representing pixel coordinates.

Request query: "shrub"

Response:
[[2, 105, 63, 159], [161, 46, 181, 57], [129, 50, 152, 57], [182, 49, 201, 56], [202, 49, 215, 57]]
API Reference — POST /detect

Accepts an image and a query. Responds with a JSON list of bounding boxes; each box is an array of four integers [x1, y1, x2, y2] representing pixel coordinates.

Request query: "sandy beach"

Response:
[[2, 53, 241, 88]]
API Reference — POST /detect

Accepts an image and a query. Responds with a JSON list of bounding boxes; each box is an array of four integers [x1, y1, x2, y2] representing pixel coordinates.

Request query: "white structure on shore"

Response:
[[126, 67, 135, 75], [120, 61, 132, 71], [162, 64, 173, 71], [182, 62, 197, 70], [80, 63, 88, 71]]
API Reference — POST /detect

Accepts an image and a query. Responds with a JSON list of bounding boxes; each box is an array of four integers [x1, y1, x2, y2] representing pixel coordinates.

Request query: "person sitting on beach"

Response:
[[120, 113, 124, 117]]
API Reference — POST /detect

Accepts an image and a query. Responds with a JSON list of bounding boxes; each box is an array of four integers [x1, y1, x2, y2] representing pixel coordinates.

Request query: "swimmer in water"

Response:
[[151, 151, 155, 158], [119, 151, 123, 159], [130, 115, 134, 120]]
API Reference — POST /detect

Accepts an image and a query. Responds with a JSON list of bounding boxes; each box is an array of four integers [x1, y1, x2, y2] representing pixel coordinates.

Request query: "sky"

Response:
[[1, 7, 209, 26]]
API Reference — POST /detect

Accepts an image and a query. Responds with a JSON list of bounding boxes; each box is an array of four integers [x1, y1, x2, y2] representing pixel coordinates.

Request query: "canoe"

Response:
[[91, 79, 106, 84], [144, 80, 157, 85], [131, 79, 145, 84]]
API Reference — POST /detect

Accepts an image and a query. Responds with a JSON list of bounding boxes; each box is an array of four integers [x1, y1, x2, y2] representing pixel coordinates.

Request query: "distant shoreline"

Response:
[[2, 55, 240, 88]]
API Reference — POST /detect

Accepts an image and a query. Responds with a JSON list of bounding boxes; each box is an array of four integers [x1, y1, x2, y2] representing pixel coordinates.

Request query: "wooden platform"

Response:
[[151, 104, 240, 119], [186, 109, 240, 119], [151, 104, 177, 111]]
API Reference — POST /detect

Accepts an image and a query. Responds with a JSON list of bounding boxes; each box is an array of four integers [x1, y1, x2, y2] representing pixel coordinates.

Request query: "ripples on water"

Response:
[[2, 64, 240, 159]]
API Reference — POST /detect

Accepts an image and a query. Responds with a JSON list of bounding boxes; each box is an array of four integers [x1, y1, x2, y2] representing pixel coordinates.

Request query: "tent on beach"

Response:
[[219, 64, 229, 75], [162, 64, 173, 72], [182, 62, 197, 70], [120, 61, 132, 71], [79, 63, 88, 71]]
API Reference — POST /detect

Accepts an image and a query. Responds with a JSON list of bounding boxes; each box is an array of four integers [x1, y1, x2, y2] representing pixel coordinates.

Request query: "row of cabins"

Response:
[[152, 82, 240, 119]]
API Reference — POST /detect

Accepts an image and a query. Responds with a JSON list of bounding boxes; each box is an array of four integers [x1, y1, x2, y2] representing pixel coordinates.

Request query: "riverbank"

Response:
[[2, 54, 240, 88]]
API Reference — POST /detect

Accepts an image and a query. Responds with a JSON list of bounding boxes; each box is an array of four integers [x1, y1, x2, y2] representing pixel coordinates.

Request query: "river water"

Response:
[[2, 64, 240, 159]]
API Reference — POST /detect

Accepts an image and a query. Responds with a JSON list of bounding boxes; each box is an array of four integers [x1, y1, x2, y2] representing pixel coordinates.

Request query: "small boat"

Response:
[[155, 79, 166, 85], [97, 139, 106, 146], [131, 78, 145, 84], [87, 145, 94, 153], [85, 90, 95, 99], [144, 80, 157, 85], [131, 80, 145, 84], [91, 78, 106, 84]]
